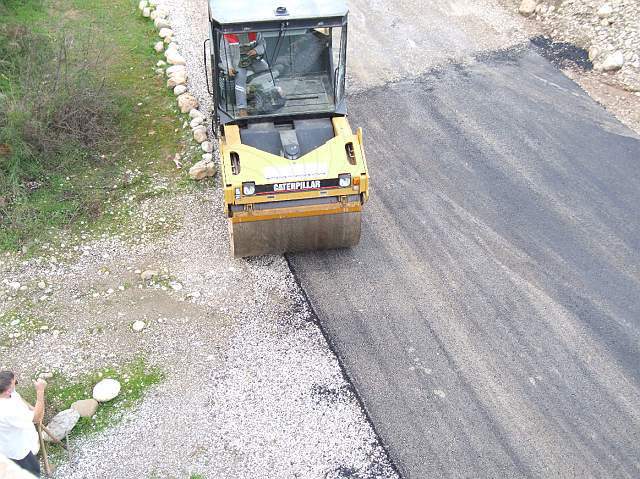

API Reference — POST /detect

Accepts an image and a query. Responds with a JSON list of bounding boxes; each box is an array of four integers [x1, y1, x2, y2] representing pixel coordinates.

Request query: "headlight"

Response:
[[242, 182, 255, 196], [338, 173, 351, 187]]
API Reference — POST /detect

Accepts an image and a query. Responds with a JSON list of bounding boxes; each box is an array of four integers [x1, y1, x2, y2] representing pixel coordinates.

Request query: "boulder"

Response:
[[193, 126, 208, 143], [588, 45, 600, 62], [154, 41, 164, 53], [142, 6, 151, 17], [167, 70, 187, 88], [190, 116, 204, 128], [44, 409, 80, 441], [177, 93, 198, 113], [158, 28, 173, 39], [93, 378, 121, 402], [154, 18, 171, 29], [601, 51, 624, 71], [201, 141, 213, 153], [138, 0, 148, 11], [189, 160, 217, 180], [71, 398, 99, 418], [518, 0, 538, 15], [189, 109, 204, 119], [174, 85, 187, 96], [166, 64, 186, 75], [165, 48, 186, 66]]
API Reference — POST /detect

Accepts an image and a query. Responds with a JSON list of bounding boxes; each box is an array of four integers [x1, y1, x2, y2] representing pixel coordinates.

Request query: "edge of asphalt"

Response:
[[285, 254, 405, 479]]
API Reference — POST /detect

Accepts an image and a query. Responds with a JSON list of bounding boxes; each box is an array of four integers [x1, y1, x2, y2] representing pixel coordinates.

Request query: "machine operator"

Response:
[[219, 32, 269, 116]]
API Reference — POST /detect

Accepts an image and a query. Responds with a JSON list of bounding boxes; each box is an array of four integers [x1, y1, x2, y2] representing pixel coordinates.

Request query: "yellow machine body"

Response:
[[220, 116, 369, 257]]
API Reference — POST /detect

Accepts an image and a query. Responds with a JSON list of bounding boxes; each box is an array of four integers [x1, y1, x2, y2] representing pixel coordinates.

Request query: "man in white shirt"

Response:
[[0, 372, 46, 478]]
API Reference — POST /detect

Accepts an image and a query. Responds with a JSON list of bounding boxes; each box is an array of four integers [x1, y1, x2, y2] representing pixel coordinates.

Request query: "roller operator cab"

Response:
[[205, 0, 369, 258]]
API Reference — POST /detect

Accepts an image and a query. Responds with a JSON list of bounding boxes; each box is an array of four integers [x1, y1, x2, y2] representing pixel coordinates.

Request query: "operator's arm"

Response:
[[254, 32, 266, 56], [31, 379, 46, 424]]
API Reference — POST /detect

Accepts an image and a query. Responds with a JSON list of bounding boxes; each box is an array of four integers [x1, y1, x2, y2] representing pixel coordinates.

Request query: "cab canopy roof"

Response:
[[209, 0, 348, 25]]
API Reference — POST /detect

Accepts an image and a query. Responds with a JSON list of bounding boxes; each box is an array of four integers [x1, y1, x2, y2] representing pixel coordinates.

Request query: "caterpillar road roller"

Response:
[[204, 0, 369, 257]]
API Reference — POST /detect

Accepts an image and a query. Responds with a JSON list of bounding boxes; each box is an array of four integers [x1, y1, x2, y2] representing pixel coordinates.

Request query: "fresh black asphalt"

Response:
[[289, 46, 640, 478]]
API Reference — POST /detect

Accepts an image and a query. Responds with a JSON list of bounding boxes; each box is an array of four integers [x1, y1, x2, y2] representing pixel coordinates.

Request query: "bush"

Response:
[[0, 11, 119, 249]]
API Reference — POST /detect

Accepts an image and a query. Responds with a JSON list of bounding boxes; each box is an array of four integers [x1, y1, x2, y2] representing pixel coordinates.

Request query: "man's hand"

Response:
[[247, 49, 257, 57], [33, 378, 47, 394], [228, 67, 237, 77]]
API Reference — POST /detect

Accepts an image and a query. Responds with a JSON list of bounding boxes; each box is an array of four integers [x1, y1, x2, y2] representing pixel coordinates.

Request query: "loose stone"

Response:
[[93, 378, 121, 402]]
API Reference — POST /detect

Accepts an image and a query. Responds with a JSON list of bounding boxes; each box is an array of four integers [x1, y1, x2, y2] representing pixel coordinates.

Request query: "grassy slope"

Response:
[[0, 0, 190, 253]]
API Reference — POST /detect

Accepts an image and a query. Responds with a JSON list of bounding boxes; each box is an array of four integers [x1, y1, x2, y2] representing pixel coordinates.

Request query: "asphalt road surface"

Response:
[[289, 46, 640, 478]]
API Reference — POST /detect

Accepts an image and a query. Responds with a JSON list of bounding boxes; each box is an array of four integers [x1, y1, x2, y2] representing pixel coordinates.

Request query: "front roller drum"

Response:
[[229, 211, 361, 258]]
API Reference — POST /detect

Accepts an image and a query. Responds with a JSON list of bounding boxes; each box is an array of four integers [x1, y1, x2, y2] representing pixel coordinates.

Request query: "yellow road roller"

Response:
[[205, 0, 369, 257]]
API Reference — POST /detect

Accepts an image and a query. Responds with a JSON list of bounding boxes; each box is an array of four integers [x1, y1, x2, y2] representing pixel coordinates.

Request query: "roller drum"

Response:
[[230, 211, 361, 258]]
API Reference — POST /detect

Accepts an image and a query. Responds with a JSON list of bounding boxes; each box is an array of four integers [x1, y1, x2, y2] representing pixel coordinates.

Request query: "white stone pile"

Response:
[[138, 0, 216, 181], [42, 378, 120, 442]]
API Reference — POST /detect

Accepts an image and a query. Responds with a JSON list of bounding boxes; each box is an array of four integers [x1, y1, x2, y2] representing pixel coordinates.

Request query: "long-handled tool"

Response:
[[37, 423, 52, 476]]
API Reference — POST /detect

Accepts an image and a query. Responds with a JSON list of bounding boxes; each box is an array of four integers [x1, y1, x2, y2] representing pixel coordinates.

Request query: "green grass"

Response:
[[0, 0, 195, 254], [21, 358, 163, 437], [19, 358, 163, 465]]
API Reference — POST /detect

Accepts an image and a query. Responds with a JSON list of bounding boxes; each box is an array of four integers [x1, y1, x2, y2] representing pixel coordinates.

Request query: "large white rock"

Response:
[[166, 64, 185, 75], [142, 6, 151, 17], [177, 93, 199, 113], [174, 85, 188, 96], [165, 48, 186, 66], [597, 4, 612, 18], [93, 378, 121, 402], [154, 18, 171, 29], [154, 41, 164, 53], [189, 109, 204, 119], [167, 71, 187, 88], [71, 398, 98, 418], [601, 50, 624, 71], [189, 159, 216, 180], [193, 126, 208, 143], [201, 141, 213, 153], [158, 28, 173, 39], [190, 116, 204, 128], [138, 0, 148, 11], [518, 0, 538, 15], [44, 409, 80, 441]]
